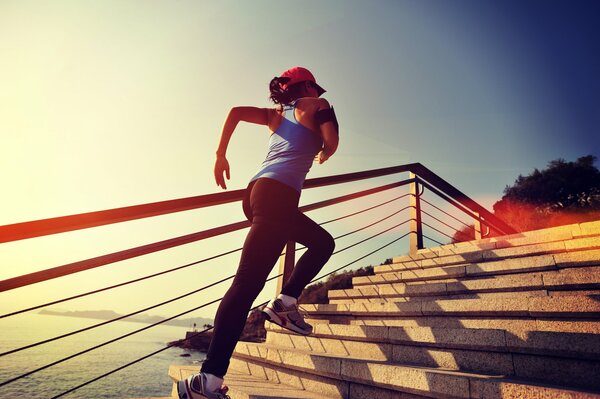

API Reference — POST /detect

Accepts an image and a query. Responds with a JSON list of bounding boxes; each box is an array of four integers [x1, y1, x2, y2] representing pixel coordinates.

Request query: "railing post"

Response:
[[276, 241, 295, 295], [409, 172, 423, 256], [473, 211, 482, 240]]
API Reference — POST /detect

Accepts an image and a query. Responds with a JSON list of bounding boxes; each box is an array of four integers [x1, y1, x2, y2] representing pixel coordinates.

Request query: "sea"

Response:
[[0, 312, 206, 399]]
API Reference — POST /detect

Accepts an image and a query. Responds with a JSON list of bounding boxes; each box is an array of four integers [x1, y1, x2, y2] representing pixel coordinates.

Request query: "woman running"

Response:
[[178, 66, 339, 399]]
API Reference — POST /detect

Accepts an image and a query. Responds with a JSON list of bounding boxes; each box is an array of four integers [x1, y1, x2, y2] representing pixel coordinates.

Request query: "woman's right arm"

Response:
[[214, 106, 271, 189]]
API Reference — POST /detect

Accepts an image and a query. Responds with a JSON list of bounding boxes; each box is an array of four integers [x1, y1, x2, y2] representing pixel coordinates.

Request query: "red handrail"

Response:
[[0, 163, 517, 292], [0, 163, 515, 243]]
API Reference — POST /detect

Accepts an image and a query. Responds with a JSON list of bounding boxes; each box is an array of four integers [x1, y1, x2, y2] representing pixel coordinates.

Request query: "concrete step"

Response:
[[392, 220, 600, 264], [263, 324, 600, 389], [304, 295, 600, 319], [333, 316, 600, 334], [266, 323, 600, 360], [355, 249, 600, 287], [335, 267, 600, 302], [169, 365, 336, 399], [374, 236, 600, 276], [232, 341, 600, 398], [304, 295, 600, 334], [329, 289, 600, 305]]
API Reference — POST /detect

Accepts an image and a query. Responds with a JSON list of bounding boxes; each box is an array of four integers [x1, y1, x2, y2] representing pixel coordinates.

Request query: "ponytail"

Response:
[[268, 76, 305, 105]]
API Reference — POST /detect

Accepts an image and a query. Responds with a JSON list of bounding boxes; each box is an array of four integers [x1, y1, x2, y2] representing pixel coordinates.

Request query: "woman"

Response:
[[178, 66, 339, 399]]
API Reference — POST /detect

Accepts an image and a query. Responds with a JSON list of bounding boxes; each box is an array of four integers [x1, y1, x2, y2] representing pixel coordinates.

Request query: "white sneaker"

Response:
[[177, 372, 230, 399], [263, 298, 313, 335]]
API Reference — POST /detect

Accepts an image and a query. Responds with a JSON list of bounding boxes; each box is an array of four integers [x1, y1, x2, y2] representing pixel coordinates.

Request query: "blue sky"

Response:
[[1, 0, 599, 317]]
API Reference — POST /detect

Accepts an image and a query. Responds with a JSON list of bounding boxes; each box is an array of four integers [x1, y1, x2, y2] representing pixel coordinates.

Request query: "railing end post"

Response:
[[473, 211, 482, 240], [409, 173, 424, 256]]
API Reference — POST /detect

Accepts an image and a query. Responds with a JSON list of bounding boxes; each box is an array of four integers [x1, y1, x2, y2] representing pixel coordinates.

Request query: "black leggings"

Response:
[[201, 177, 335, 378]]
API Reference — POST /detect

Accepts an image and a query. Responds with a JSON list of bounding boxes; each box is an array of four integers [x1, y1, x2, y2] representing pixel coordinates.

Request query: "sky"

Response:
[[1, 0, 599, 322]]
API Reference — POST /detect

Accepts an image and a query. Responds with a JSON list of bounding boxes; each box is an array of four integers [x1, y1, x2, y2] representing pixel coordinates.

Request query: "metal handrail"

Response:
[[0, 165, 417, 244], [0, 179, 413, 292], [1, 164, 516, 292], [1, 162, 517, 397], [0, 163, 516, 244]]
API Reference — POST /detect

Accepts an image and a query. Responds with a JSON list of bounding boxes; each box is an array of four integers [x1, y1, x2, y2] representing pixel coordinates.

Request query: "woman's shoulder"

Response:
[[295, 97, 330, 111]]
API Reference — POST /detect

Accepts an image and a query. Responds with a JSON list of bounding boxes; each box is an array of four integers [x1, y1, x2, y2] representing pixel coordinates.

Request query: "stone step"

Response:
[[355, 249, 600, 287], [335, 267, 600, 301], [329, 289, 600, 305], [266, 323, 600, 360], [304, 295, 600, 319], [393, 220, 600, 264], [334, 316, 600, 335], [168, 365, 335, 399], [232, 341, 600, 398], [263, 325, 600, 389], [374, 236, 600, 276]]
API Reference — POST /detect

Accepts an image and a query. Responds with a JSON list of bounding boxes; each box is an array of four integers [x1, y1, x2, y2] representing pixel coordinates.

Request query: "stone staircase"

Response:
[[169, 220, 600, 398]]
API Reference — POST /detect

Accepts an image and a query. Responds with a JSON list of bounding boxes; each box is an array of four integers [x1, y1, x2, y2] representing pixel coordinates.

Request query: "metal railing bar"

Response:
[[303, 163, 417, 190], [1, 179, 414, 293], [3, 197, 407, 318], [3, 271, 281, 389], [0, 248, 242, 319], [49, 323, 211, 398], [48, 297, 275, 399], [310, 231, 412, 284], [299, 179, 414, 213], [0, 164, 420, 244], [422, 221, 455, 241], [417, 179, 505, 235], [423, 234, 444, 246], [331, 206, 412, 242], [332, 217, 412, 255], [0, 295, 221, 388], [0, 220, 250, 293], [0, 189, 247, 244], [0, 273, 236, 357], [421, 209, 464, 236], [420, 197, 476, 231], [409, 164, 516, 234], [1, 163, 515, 245], [1, 213, 408, 363], [418, 181, 482, 226], [48, 228, 413, 398], [320, 193, 411, 225]]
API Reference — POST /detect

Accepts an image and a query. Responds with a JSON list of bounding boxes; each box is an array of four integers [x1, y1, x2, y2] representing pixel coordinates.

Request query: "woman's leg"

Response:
[[201, 178, 299, 378], [280, 211, 335, 299]]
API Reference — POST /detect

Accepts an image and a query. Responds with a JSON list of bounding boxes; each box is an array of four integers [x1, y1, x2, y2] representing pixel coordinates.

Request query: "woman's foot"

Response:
[[177, 372, 230, 399], [263, 298, 313, 335]]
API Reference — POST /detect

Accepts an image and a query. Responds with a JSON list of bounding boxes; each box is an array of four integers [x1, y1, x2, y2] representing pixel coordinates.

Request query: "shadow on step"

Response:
[[301, 294, 600, 395]]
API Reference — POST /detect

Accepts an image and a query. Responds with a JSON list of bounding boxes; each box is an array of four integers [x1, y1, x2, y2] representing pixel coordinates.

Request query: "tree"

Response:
[[452, 155, 600, 242], [493, 155, 600, 232], [451, 224, 476, 243], [498, 155, 600, 210]]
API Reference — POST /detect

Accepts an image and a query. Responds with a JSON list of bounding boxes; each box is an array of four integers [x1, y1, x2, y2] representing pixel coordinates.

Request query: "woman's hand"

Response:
[[214, 156, 230, 189], [314, 150, 330, 164]]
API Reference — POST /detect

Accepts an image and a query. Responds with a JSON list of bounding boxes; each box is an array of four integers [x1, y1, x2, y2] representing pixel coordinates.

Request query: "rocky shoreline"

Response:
[[168, 309, 267, 352]]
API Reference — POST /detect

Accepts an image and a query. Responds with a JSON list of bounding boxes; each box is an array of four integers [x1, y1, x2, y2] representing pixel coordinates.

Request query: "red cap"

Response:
[[279, 66, 326, 96]]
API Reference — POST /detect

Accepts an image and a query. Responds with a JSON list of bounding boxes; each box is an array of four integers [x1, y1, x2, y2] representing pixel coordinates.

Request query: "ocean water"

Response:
[[0, 313, 206, 399]]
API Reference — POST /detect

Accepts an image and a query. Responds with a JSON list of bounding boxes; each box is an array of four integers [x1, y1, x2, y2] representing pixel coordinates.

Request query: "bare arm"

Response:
[[315, 99, 339, 164], [215, 106, 269, 157], [214, 106, 270, 189]]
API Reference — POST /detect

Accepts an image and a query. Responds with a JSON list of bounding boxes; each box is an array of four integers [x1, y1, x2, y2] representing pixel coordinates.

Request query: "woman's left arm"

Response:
[[214, 107, 271, 189]]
